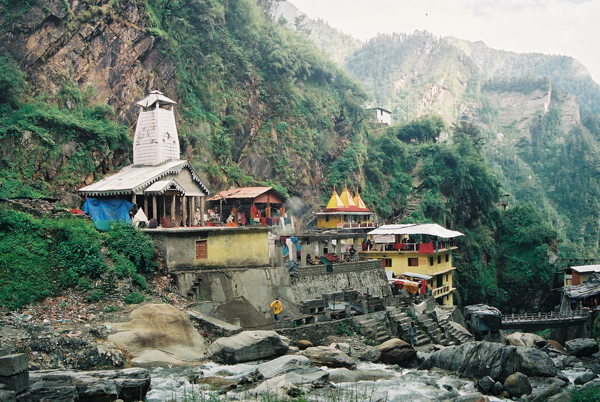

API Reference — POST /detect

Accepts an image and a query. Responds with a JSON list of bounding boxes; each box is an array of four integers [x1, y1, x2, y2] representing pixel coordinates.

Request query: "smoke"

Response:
[[285, 196, 309, 216]]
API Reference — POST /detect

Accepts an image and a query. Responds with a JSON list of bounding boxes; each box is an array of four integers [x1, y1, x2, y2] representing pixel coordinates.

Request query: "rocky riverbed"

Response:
[[2, 290, 600, 401]]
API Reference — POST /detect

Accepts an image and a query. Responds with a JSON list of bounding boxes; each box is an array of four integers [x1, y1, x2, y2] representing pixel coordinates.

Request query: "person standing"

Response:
[[409, 322, 417, 347], [270, 298, 283, 321]]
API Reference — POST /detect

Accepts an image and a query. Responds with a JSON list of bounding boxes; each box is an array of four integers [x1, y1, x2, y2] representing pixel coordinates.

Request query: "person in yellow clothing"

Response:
[[270, 297, 283, 321]]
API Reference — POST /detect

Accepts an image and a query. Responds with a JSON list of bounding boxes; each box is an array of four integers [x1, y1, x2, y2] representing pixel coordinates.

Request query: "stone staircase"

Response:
[[438, 318, 472, 345], [388, 308, 430, 347], [186, 274, 202, 299], [353, 312, 391, 344]]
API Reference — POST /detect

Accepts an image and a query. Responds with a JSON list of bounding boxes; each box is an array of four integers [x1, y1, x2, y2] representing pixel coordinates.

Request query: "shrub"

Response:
[[87, 289, 104, 303], [105, 223, 157, 273], [124, 291, 145, 304]]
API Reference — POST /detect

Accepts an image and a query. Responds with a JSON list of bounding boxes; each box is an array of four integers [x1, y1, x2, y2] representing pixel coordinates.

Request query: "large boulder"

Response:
[[503, 372, 532, 398], [108, 304, 207, 365], [297, 346, 356, 369], [377, 338, 417, 364], [506, 332, 546, 348], [18, 368, 150, 402], [256, 354, 331, 387], [565, 338, 599, 357], [206, 331, 290, 364], [546, 340, 567, 354], [421, 341, 521, 382], [515, 347, 558, 377]]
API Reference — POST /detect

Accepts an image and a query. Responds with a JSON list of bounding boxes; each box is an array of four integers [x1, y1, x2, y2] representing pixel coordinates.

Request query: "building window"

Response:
[[325, 215, 329, 222], [381, 258, 392, 267], [408, 258, 419, 267], [445, 254, 449, 262], [445, 274, 449, 282], [429, 257, 434, 266], [437, 255, 442, 264], [195, 240, 207, 259]]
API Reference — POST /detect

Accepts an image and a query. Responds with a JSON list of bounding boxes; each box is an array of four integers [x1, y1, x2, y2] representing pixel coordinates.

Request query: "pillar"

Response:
[[300, 239, 309, 265], [144, 196, 148, 218], [182, 196, 187, 227], [152, 195, 157, 222], [132, 194, 136, 205], [162, 196, 166, 221], [191, 197, 196, 225], [232, 203, 238, 225], [171, 194, 176, 223], [327, 238, 333, 256], [199, 196, 205, 226]]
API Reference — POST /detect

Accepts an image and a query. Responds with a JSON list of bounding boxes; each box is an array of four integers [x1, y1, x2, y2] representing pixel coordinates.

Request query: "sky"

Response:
[[289, 0, 600, 84]]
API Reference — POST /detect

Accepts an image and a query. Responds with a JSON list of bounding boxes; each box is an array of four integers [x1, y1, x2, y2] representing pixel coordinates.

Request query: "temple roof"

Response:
[[136, 90, 177, 108], [323, 186, 371, 214]]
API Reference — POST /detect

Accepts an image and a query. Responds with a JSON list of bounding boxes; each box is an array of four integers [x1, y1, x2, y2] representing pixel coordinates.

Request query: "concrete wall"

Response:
[[148, 226, 270, 269], [291, 260, 392, 301], [172, 260, 392, 321]]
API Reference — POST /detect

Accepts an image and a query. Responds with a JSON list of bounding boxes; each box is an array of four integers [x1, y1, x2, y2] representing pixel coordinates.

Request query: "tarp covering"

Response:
[[83, 198, 133, 224], [368, 223, 464, 239], [562, 272, 600, 299]]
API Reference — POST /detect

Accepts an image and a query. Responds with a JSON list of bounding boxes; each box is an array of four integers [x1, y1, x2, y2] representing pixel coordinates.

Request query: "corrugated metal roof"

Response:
[[562, 273, 600, 299], [569, 265, 600, 273], [79, 160, 209, 196], [368, 223, 464, 239], [136, 90, 177, 108], [207, 187, 276, 201]]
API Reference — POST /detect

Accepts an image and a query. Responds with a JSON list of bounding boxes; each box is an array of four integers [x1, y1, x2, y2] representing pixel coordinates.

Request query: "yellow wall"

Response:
[[153, 227, 271, 269], [317, 214, 372, 229], [365, 249, 455, 305]]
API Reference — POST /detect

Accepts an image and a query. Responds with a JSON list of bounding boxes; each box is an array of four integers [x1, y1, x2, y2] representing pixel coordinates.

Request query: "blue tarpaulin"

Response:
[[83, 198, 133, 227]]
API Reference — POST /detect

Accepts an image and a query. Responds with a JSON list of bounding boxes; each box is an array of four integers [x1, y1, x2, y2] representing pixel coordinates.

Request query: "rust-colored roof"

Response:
[[207, 187, 284, 202]]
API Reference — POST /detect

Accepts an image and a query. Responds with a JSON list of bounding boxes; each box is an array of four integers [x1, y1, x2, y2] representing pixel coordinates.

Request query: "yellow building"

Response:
[[361, 224, 464, 306], [316, 185, 373, 229]]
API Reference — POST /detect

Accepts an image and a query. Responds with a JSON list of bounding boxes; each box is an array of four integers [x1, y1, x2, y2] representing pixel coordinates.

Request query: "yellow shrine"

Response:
[[316, 185, 373, 229]]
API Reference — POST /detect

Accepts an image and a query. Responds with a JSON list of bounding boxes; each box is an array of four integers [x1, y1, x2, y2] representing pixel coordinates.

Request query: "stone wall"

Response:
[[276, 319, 356, 345], [291, 260, 392, 302]]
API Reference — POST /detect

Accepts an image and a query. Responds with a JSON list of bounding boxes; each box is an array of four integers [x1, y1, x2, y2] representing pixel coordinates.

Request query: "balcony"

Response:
[[360, 240, 457, 253], [337, 222, 376, 229], [432, 285, 451, 298]]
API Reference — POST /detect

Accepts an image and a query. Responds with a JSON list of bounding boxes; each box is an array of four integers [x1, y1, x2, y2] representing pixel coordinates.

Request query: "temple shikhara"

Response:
[[316, 185, 373, 230]]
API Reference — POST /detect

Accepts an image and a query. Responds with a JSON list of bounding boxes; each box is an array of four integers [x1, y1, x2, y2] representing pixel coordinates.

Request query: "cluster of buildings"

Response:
[[79, 91, 461, 306]]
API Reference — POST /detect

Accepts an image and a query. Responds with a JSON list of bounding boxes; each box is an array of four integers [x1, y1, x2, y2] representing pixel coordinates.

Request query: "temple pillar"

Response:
[[152, 195, 157, 221], [200, 196, 205, 225], [182, 196, 187, 227], [171, 194, 176, 224]]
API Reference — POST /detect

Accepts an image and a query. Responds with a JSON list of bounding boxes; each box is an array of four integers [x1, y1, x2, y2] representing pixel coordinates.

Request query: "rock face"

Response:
[[503, 372, 532, 398], [206, 331, 290, 364], [515, 347, 558, 377], [421, 341, 521, 382], [256, 355, 329, 386], [16, 368, 150, 402], [565, 338, 599, 357], [297, 346, 357, 369], [377, 338, 417, 364], [108, 304, 208, 365]]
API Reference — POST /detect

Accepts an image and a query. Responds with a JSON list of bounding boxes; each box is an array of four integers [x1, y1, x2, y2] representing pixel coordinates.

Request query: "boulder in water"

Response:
[[565, 338, 599, 357], [421, 341, 521, 382], [377, 338, 416, 364], [515, 346, 558, 377], [297, 346, 356, 369], [206, 330, 290, 364], [506, 332, 546, 348], [503, 372, 531, 398]]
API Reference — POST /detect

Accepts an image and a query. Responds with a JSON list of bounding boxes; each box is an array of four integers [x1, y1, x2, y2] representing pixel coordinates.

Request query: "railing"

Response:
[[339, 222, 375, 229], [361, 240, 457, 253], [432, 285, 450, 297], [501, 309, 588, 325]]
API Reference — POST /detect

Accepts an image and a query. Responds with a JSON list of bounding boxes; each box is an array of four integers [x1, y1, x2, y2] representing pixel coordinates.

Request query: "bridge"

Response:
[[501, 309, 589, 330]]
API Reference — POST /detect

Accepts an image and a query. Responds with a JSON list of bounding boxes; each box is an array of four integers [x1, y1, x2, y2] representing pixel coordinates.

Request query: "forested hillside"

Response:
[[0, 0, 592, 312]]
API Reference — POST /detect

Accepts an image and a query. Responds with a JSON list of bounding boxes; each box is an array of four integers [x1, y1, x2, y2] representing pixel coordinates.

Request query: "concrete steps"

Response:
[[438, 318, 472, 345]]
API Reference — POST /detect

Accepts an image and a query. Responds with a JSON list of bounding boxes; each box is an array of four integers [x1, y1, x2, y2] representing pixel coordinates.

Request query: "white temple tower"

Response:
[[133, 90, 180, 166]]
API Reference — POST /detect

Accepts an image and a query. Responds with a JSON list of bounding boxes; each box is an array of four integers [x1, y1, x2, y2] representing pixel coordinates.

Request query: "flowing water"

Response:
[[145, 361, 510, 402]]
